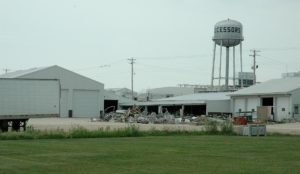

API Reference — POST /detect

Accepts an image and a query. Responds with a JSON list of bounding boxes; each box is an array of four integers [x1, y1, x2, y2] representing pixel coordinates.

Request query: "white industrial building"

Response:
[[121, 92, 231, 116], [106, 88, 137, 99], [0, 65, 104, 118], [230, 77, 300, 121], [138, 86, 195, 101]]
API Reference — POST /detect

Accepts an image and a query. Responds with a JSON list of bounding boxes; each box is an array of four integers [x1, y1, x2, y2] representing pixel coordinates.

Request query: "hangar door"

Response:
[[60, 89, 69, 118], [73, 89, 100, 117]]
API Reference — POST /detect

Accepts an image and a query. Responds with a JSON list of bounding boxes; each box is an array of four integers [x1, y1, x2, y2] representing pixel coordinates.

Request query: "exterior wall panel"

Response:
[[233, 98, 246, 113], [206, 100, 230, 114], [246, 97, 260, 119], [276, 96, 291, 121], [60, 89, 69, 117]]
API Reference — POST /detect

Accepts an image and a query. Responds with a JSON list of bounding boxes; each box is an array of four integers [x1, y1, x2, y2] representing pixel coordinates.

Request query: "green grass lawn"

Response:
[[0, 136, 299, 174]]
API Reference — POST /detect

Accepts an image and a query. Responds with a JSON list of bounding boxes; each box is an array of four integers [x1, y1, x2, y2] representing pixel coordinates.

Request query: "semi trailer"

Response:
[[0, 78, 60, 132]]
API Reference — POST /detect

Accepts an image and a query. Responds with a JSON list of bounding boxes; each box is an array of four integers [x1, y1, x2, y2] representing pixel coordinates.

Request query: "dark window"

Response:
[[184, 105, 206, 115], [262, 97, 273, 106], [294, 105, 299, 114]]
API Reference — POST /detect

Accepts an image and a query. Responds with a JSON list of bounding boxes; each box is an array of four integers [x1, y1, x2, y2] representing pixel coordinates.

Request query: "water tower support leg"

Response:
[[233, 46, 236, 89], [218, 41, 223, 86], [211, 43, 216, 87], [240, 42, 243, 88], [225, 47, 230, 90]]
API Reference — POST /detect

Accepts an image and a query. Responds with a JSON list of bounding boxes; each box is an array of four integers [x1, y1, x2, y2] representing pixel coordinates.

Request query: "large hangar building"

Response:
[[0, 65, 104, 118]]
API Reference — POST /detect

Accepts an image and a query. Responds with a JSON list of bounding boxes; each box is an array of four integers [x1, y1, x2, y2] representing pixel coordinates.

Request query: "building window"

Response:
[[238, 108, 242, 112], [282, 108, 285, 111]]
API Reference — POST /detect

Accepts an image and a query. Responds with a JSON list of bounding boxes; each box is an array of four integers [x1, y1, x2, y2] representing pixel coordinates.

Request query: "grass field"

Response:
[[0, 136, 300, 174]]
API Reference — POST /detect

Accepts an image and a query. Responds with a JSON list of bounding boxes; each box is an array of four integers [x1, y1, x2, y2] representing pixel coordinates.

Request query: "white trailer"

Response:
[[0, 78, 60, 131]]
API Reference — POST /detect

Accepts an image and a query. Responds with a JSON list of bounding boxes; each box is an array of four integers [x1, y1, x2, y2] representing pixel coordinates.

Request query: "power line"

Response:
[[259, 55, 288, 65], [72, 59, 125, 71], [256, 47, 300, 52], [138, 63, 200, 72], [135, 54, 208, 60]]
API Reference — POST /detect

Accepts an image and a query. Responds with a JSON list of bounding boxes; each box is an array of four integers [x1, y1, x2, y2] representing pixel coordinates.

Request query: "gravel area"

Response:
[[27, 118, 205, 131], [267, 122, 300, 135], [27, 118, 300, 135]]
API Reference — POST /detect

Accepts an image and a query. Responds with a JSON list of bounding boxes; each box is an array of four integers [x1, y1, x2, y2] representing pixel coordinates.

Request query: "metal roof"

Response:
[[145, 87, 194, 95], [0, 67, 50, 78], [230, 77, 300, 96], [0, 65, 104, 86], [156, 92, 231, 101], [120, 100, 206, 106], [120, 92, 231, 106]]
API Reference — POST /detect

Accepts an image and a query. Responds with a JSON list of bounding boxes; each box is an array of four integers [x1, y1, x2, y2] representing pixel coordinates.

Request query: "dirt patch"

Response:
[[27, 118, 300, 135], [267, 122, 300, 135], [27, 118, 204, 131]]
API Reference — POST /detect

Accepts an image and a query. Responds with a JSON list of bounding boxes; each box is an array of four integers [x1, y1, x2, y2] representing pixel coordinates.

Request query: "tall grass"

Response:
[[220, 119, 234, 135], [0, 122, 236, 140], [204, 119, 235, 135], [204, 120, 218, 134]]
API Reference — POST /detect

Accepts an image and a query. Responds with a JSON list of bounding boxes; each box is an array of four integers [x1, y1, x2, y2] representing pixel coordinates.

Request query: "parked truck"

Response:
[[0, 78, 60, 132]]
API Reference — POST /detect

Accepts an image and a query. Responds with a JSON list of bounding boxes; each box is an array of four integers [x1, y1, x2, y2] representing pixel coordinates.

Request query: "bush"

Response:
[[203, 119, 235, 135], [204, 120, 218, 134], [220, 119, 234, 135]]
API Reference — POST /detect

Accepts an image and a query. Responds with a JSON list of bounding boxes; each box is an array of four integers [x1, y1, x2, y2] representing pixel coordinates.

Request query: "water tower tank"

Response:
[[213, 19, 244, 47]]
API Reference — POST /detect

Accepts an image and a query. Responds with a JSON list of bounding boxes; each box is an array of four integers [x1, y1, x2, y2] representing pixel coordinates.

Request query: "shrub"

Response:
[[220, 119, 234, 135], [204, 120, 218, 134]]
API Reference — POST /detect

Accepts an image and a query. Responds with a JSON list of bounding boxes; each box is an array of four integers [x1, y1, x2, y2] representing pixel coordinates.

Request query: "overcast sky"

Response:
[[1, 0, 300, 92]]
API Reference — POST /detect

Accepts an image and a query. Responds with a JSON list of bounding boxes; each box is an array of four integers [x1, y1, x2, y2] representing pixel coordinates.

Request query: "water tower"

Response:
[[211, 19, 244, 90]]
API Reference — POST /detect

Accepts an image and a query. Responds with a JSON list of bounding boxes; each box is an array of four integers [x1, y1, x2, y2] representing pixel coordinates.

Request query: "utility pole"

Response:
[[3, 68, 10, 74], [250, 49, 260, 85], [128, 57, 136, 100]]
